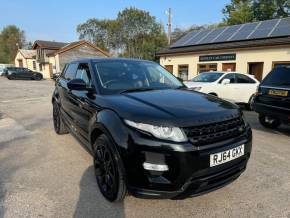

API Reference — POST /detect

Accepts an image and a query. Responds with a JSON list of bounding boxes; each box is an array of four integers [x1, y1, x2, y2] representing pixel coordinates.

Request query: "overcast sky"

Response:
[[0, 0, 229, 43]]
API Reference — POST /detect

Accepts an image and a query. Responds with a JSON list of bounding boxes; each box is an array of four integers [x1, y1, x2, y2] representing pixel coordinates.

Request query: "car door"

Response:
[[22, 68, 33, 79], [68, 63, 96, 140], [234, 74, 259, 103], [15, 68, 24, 78], [57, 63, 78, 126], [217, 73, 237, 102], [26, 69, 35, 79]]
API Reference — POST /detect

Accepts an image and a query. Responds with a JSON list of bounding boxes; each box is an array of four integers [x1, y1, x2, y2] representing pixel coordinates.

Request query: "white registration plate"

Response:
[[210, 144, 244, 167]]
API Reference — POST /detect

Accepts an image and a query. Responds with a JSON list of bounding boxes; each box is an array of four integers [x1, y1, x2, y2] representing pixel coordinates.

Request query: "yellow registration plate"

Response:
[[268, 89, 288, 97]]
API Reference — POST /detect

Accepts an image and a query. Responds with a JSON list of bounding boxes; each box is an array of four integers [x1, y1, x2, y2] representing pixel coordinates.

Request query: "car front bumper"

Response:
[[122, 126, 252, 199]]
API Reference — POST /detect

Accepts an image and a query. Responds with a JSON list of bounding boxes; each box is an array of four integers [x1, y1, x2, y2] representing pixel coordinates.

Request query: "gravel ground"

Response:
[[0, 77, 289, 218]]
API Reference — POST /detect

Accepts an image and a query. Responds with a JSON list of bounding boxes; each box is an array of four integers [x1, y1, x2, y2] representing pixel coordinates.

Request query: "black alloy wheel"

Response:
[[93, 134, 126, 202], [53, 101, 68, 134], [34, 74, 42, 80], [8, 74, 15, 80]]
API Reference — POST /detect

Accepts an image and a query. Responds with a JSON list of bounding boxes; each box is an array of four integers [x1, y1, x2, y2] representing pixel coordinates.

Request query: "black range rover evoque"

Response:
[[52, 58, 252, 202]]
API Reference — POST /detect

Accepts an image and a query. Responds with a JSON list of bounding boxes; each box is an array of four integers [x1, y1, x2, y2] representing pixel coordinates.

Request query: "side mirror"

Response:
[[52, 73, 60, 80], [221, 78, 230, 85], [67, 79, 89, 91]]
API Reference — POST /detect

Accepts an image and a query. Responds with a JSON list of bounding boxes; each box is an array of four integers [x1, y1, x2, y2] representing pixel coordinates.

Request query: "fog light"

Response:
[[143, 162, 169, 171]]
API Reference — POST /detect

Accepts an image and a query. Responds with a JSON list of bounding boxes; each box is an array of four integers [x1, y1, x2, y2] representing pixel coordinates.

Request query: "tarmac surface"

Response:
[[0, 77, 289, 218]]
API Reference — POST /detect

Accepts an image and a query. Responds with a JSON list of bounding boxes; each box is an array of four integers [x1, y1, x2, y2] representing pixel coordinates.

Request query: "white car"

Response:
[[184, 72, 260, 107]]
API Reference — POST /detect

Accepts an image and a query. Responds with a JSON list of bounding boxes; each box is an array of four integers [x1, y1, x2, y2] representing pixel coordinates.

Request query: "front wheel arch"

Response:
[[208, 92, 218, 96], [89, 110, 129, 151]]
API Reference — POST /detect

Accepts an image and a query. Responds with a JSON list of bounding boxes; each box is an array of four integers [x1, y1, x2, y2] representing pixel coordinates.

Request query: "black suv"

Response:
[[52, 58, 252, 202], [3, 67, 43, 80], [253, 66, 290, 128]]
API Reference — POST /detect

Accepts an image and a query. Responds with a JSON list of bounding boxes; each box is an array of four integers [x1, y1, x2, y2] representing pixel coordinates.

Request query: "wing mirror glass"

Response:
[[67, 79, 94, 92], [221, 79, 230, 85]]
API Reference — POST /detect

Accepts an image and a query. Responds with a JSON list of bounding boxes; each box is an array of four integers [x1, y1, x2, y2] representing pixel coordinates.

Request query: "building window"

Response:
[[39, 64, 42, 71], [222, 63, 236, 72], [198, 63, 217, 73], [164, 65, 173, 73], [272, 61, 290, 68], [178, 65, 189, 81], [33, 61, 36, 70]]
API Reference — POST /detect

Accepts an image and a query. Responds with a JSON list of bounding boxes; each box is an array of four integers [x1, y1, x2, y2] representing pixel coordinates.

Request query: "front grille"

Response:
[[173, 159, 247, 199], [183, 116, 246, 146]]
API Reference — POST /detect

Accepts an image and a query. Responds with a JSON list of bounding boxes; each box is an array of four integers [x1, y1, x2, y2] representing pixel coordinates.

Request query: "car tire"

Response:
[[247, 95, 255, 111], [258, 114, 281, 129], [33, 74, 42, 80], [93, 134, 127, 202], [8, 75, 15, 80], [53, 101, 69, 134]]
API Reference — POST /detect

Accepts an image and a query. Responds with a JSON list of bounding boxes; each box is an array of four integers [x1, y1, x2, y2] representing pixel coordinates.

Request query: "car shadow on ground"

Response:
[[73, 166, 125, 218], [243, 110, 290, 137]]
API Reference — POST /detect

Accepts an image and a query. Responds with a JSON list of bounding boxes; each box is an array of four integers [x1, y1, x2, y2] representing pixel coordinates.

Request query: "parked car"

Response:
[[0, 66, 5, 76], [3, 67, 43, 80], [184, 72, 260, 108], [52, 58, 252, 202], [0, 64, 13, 76], [253, 66, 290, 129]]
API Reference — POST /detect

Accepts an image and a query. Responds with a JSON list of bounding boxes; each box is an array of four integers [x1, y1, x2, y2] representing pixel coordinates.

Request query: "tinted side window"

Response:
[[75, 63, 92, 87], [221, 73, 236, 83], [262, 67, 290, 86], [236, 74, 256, 83], [16, 68, 23, 73], [63, 63, 78, 80]]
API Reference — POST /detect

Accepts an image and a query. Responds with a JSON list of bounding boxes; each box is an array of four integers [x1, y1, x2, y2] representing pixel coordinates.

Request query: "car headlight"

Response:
[[191, 87, 202, 91], [124, 120, 187, 142]]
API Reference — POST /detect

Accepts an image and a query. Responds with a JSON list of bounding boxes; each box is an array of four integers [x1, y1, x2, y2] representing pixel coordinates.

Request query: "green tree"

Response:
[[223, 0, 290, 25], [222, 0, 254, 25], [117, 8, 167, 59], [0, 25, 25, 63], [77, 19, 120, 51], [253, 0, 290, 20], [77, 7, 167, 60]]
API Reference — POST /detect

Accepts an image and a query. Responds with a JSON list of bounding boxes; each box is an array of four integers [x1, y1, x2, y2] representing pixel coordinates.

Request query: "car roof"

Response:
[[69, 57, 154, 64]]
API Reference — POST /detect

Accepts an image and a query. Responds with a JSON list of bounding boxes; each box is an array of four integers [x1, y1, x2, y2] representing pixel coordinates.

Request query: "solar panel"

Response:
[[230, 22, 259, 41], [170, 17, 290, 48], [198, 28, 226, 44], [186, 29, 212, 45], [270, 17, 290, 37], [213, 25, 241, 42], [170, 30, 200, 48], [248, 19, 280, 39]]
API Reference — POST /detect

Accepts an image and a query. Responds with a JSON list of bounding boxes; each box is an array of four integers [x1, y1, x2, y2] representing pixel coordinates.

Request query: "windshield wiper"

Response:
[[175, 85, 186, 89], [119, 88, 154, 94]]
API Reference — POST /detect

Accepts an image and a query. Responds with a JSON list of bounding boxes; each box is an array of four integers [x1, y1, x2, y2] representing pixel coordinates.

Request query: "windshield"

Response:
[[262, 67, 290, 87], [94, 60, 183, 94], [191, 72, 224, 82]]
